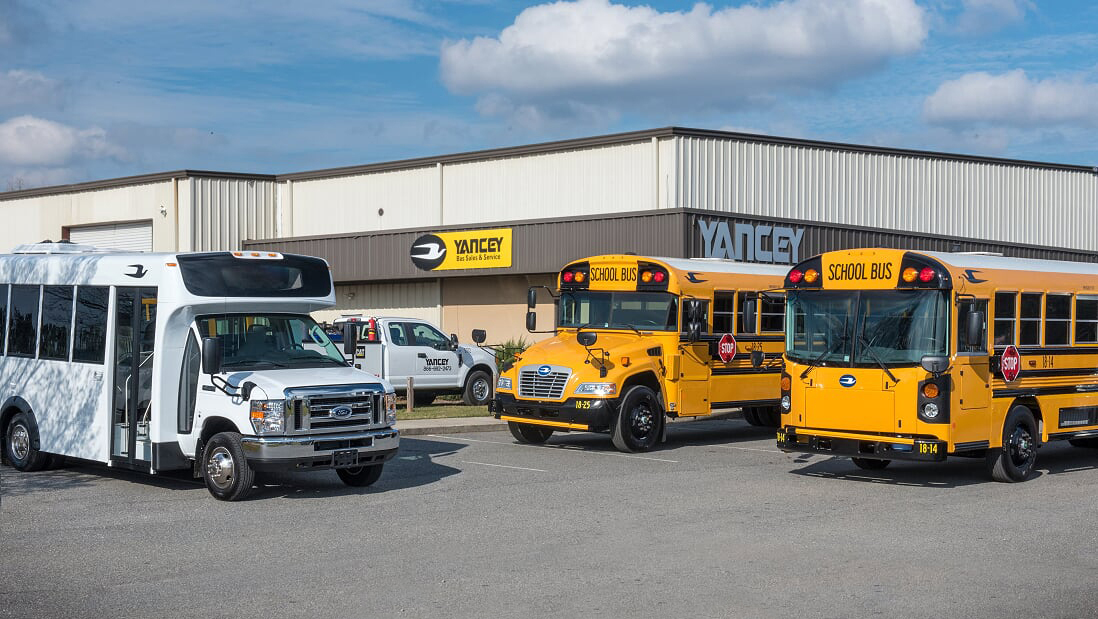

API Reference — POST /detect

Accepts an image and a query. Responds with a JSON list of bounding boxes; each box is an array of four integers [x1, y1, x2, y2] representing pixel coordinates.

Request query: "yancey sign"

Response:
[[697, 220, 805, 264], [410, 228, 513, 271]]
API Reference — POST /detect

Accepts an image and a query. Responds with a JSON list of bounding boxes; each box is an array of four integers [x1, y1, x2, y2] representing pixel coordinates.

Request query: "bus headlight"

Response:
[[922, 402, 940, 419], [497, 376, 513, 390], [781, 395, 791, 411], [250, 400, 285, 434], [575, 383, 617, 396], [385, 392, 397, 425]]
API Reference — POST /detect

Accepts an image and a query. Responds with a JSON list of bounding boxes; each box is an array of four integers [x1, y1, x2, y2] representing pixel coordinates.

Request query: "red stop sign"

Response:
[[717, 333, 737, 363], [1001, 345, 1021, 382]]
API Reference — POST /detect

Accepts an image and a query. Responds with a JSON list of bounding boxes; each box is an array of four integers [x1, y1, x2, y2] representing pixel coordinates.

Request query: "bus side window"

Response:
[[1076, 296, 1098, 344], [0, 284, 8, 355], [713, 291, 735, 333], [737, 292, 758, 334], [1045, 294, 1071, 346], [73, 287, 109, 364], [760, 293, 785, 333], [993, 291, 1017, 346], [957, 299, 988, 353], [1019, 292, 1043, 346], [178, 331, 201, 434], [40, 285, 74, 361], [8, 285, 40, 357]]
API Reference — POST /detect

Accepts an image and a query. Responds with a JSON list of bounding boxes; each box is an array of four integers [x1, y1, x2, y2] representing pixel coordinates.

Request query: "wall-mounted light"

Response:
[[160, 205, 168, 217], [346, 291, 356, 301]]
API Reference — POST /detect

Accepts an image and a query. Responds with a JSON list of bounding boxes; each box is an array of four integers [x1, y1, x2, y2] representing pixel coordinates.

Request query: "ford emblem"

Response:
[[839, 375, 857, 388], [537, 365, 552, 377], [331, 405, 353, 418]]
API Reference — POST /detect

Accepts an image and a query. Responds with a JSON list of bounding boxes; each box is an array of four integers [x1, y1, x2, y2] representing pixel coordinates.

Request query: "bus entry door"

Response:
[[953, 299, 991, 445], [674, 342, 711, 416]]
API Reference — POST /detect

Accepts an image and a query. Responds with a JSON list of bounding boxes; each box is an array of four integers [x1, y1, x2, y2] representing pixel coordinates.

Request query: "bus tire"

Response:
[[1068, 437, 1098, 448], [759, 407, 781, 427], [337, 464, 384, 487], [611, 386, 663, 453], [743, 408, 763, 426], [852, 457, 890, 471], [508, 421, 553, 444], [985, 406, 1038, 483], [463, 370, 493, 406], [413, 392, 436, 407], [202, 432, 255, 501], [4, 411, 49, 472]]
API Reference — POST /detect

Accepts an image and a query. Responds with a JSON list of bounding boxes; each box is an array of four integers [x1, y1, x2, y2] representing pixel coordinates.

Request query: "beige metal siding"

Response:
[[191, 177, 278, 251], [289, 166, 439, 237], [313, 281, 441, 325], [676, 136, 1098, 253]]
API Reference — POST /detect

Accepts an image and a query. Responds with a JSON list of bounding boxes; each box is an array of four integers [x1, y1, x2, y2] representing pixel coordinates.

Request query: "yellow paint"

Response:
[[501, 416, 588, 430], [427, 228, 512, 271], [820, 249, 905, 290]]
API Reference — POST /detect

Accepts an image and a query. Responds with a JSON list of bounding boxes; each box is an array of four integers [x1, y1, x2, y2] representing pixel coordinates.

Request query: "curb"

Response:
[[396, 418, 506, 436]]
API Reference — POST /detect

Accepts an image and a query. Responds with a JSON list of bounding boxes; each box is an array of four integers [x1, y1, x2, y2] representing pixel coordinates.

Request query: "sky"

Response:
[[1, 0, 1097, 190]]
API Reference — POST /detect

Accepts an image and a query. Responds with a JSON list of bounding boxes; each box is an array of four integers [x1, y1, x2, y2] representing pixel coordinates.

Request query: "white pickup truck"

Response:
[[336, 316, 497, 407]]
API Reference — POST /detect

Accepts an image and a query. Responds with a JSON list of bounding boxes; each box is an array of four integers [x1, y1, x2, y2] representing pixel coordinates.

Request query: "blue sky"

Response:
[[1, 0, 1097, 189]]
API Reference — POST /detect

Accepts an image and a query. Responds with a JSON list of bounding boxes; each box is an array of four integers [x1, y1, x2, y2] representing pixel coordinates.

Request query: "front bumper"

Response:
[[491, 392, 616, 432], [241, 428, 399, 472], [777, 427, 948, 462]]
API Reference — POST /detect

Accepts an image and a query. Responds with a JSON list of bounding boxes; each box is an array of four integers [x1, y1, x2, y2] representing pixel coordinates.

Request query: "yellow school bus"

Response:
[[777, 248, 1098, 482], [490, 254, 789, 452]]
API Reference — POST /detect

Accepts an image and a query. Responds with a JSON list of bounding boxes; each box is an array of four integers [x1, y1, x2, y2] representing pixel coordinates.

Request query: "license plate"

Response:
[[332, 449, 358, 468], [776, 430, 787, 444]]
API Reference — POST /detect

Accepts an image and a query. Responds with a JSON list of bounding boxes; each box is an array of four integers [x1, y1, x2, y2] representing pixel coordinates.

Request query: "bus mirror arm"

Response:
[[920, 355, 951, 377]]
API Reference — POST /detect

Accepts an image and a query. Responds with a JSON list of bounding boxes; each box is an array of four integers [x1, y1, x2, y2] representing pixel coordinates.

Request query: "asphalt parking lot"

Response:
[[4, 420, 1098, 619]]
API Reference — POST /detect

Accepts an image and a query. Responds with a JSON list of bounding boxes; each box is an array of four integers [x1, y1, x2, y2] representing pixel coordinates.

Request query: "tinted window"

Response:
[[760, 294, 786, 333], [0, 284, 8, 354], [1019, 292, 1042, 346], [994, 292, 1016, 346], [957, 299, 988, 354], [178, 331, 200, 434], [737, 292, 756, 333], [8, 285, 40, 357], [1045, 294, 1071, 346], [39, 286, 73, 360], [713, 291, 735, 333], [387, 322, 410, 346], [1076, 297, 1098, 344], [73, 287, 109, 364], [410, 323, 450, 349], [177, 253, 332, 298]]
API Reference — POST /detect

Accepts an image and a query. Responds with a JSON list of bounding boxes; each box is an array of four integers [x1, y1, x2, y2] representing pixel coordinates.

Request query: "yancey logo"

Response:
[[537, 365, 552, 377], [839, 375, 857, 387], [961, 269, 987, 284], [410, 228, 512, 271], [125, 264, 147, 278], [410, 234, 447, 270]]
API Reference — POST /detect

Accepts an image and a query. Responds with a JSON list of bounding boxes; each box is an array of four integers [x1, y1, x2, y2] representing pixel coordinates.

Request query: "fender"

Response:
[[1, 396, 38, 449]]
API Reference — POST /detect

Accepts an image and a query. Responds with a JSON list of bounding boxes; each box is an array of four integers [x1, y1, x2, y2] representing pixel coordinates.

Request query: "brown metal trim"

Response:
[[0, 170, 276, 201]]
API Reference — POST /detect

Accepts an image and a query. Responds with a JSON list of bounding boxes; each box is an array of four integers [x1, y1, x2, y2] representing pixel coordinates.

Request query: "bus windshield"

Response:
[[558, 291, 678, 332], [196, 313, 347, 370], [787, 290, 949, 367], [178, 253, 332, 298]]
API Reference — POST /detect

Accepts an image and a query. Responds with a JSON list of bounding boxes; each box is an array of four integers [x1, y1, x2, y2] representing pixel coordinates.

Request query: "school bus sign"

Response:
[[410, 228, 513, 271]]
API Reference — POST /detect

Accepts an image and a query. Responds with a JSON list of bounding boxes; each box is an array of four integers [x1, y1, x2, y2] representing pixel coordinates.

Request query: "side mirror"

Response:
[[471, 329, 487, 344], [966, 310, 985, 348], [751, 350, 764, 368], [342, 323, 358, 356], [450, 333, 459, 350], [201, 337, 222, 375], [527, 287, 537, 309], [920, 355, 950, 375], [742, 298, 758, 332], [526, 311, 537, 332], [577, 331, 598, 347]]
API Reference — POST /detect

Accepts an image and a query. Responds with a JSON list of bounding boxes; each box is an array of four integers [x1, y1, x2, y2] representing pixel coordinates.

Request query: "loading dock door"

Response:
[[70, 221, 153, 252]]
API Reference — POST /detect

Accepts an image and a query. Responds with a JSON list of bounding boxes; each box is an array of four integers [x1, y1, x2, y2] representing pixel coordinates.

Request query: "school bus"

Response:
[[489, 254, 789, 453], [777, 248, 1098, 482]]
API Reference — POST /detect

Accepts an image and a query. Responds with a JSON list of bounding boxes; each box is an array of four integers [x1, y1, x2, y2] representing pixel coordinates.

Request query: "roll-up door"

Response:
[[69, 222, 153, 252]]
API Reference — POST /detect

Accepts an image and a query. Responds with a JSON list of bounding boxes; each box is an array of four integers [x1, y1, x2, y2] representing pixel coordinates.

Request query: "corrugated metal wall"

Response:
[[676, 136, 1098, 253], [289, 166, 439, 236], [191, 177, 278, 251]]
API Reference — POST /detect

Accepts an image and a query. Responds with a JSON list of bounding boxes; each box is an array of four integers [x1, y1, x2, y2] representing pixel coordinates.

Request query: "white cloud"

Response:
[[954, 0, 1033, 36], [0, 115, 126, 166], [923, 69, 1098, 128], [440, 0, 928, 127], [0, 70, 63, 107]]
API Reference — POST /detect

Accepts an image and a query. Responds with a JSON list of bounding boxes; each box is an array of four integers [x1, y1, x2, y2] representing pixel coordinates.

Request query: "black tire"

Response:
[[337, 464, 384, 487], [508, 421, 553, 444], [743, 408, 763, 426], [758, 407, 781, 428], [852, 457, 891, 471], [611, 385, 664, 453], [412, 392, 436, 407], [202, 432, 255, 501], [1068, 437, 1098, 448], [4, 412, 49, 472], [986, 405, 1038, 483], [463, 370, 493, 406]]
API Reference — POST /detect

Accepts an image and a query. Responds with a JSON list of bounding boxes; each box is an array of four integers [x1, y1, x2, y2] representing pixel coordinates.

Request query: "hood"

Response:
[[515, 330, 659, 381], [223, 365, 393, 400]]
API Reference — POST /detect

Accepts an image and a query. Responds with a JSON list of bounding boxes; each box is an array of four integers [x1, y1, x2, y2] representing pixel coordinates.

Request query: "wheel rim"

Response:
[[205, 446, 236, 489], [10, 423, 29, 460], [1008, 424, 1035, 468], [628, 400, 656, 440], [472, 378, 490, 402]]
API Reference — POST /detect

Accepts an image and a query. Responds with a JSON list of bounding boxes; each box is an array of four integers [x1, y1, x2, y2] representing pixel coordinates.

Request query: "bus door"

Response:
[[676, 300, 711, 416], [953, 298, 990, 444], [111, 287, 158, 467]]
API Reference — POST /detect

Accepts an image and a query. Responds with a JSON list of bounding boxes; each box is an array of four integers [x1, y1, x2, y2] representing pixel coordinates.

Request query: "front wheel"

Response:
[[611, 386, 664, 453], [5, 412, 49, 472], [852, 457, 890, 471], [463, 370, 493, 406], [337, 464, 384, 487], [202, 432, 255, 501], [508, 421, 553, 444], [986, 405, 1038, 483]]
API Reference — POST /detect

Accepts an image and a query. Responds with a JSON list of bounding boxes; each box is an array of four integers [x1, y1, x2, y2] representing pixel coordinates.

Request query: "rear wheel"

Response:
[[463, 370, 493, 406], [4, 412, 49, 472], [743, 408, 763, 426], [852, 457, 890, 471], [412, 392, 436, 407], [337, 464, 384, 487], [986, 405, 1038, 483], [508, 421, 553, 444], [611, 386, 664, 453], [202, 432, 255, 501]]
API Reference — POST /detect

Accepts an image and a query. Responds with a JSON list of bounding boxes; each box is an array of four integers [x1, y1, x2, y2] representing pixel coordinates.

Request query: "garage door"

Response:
[[69, 222, 152, 252]]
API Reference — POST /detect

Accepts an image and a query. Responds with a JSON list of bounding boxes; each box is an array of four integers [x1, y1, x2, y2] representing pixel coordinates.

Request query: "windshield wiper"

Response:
[[799, 334, 849, 379], [855, 334, 900, 384], [223, 358, 289, 368]]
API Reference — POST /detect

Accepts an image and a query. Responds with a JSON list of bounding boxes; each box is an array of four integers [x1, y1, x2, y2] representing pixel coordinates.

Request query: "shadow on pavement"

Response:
[[534, 417, 777, 454], [1, 461, 201, 500]]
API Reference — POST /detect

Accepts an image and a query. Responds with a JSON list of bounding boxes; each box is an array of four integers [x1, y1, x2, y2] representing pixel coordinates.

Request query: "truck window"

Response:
[[410, 323, 450, 349], [388, 323, 409, 346]]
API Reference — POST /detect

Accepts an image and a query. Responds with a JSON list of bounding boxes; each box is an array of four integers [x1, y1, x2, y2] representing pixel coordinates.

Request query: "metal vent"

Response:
[[518, 366, 571, 400]]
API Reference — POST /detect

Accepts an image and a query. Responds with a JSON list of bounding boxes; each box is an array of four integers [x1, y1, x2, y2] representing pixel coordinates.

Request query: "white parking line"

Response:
[[428, 434, 679, 463], [711, 445, 783, 454], [460, 461, 547, 472]]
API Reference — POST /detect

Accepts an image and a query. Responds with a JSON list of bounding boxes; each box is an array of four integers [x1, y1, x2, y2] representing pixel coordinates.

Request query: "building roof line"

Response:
[[0, 169, 277, 201]]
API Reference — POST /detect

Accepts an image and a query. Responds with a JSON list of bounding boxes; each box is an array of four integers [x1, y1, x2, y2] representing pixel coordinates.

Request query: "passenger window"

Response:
[[40, 285, 74, 360], [1045, 294, 1071, 346], [760, 294, 786, 333], [712, 291, 735, 333], [737, 292, 758, 333], [957, 299, 988, 354], [8, 285, 40, 357], [993, 292, 1016, 346], [1076, 296, 1098, 344], [410, 323, 450, 349], [387, 323, 409, 346], [0, 284, 8, 355], [73, 287, 109, 363], [177, 331, 200, 434], [1019, 292, 1042, 346]]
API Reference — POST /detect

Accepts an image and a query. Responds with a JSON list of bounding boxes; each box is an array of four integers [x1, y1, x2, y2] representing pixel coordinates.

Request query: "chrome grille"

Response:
[[286, 386, 385, 433], [518, 366, 571, 400]]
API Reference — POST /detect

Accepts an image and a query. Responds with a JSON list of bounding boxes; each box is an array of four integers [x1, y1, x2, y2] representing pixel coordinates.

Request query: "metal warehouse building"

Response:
[[2, 127, 1096, 343]]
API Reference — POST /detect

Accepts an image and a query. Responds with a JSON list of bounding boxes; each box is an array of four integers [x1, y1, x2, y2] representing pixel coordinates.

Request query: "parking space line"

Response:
[[460, 461, 547, 472], [711, 445, 783, 454], [428, 435, 679, 463]]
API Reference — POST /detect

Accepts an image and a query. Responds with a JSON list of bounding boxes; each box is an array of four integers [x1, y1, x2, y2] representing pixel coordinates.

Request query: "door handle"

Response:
[[417, 353, 427, 358]]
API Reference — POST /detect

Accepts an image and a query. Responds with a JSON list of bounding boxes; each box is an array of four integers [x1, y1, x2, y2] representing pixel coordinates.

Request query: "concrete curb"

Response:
[[396, 417, 506, 436]]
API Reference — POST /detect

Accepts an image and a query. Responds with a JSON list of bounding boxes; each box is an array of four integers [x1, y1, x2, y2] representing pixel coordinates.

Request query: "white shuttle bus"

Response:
[[0, 242, 399, 501]]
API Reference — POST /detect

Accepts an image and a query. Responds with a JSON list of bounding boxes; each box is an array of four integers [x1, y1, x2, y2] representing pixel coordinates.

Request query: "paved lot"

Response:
[[4, 420, 1098, 619]]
